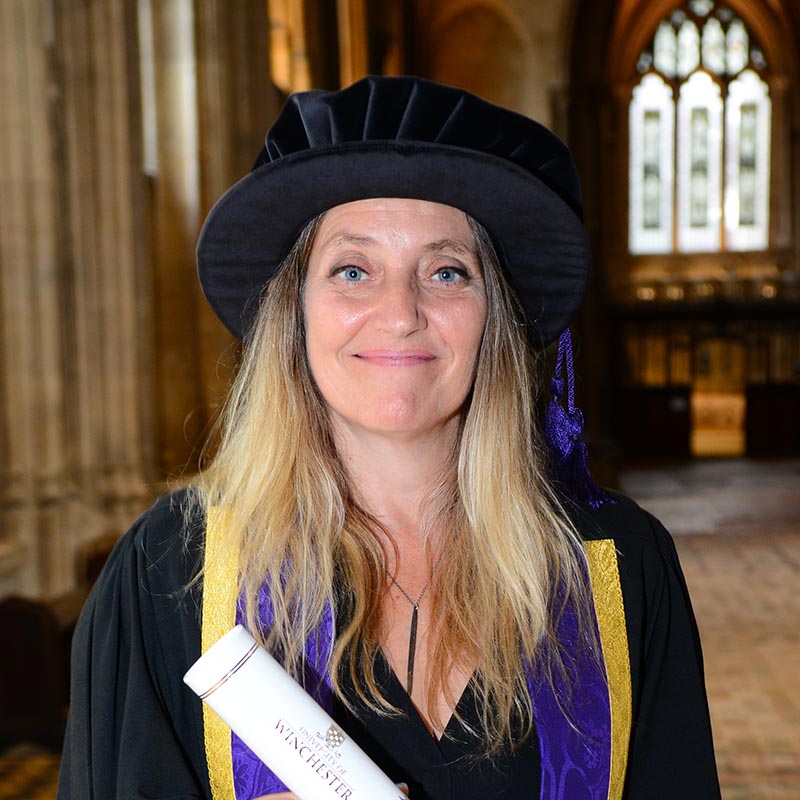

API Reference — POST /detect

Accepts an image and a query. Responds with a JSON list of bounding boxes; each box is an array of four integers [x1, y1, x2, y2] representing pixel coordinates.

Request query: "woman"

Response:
[[58, 76, 721, 800]]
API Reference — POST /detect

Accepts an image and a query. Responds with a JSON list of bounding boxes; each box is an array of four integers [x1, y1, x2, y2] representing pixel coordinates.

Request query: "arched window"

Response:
[[629, 1, 771, 254]]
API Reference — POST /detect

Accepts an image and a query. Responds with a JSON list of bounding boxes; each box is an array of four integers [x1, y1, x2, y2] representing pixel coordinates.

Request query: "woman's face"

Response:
[[303, 198, 488, 442]]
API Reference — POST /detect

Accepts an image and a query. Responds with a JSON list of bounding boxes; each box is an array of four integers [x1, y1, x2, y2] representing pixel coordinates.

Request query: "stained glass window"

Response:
[[629, 75, 675, 253], [725, 70, 771, 249], [726, 20, 749, 74], [677, 72, 723, 250], [654, 22, 677, 76], [677, 20, 701, 77], [690, 0, 713, 16], [629, 2, 771, 256], [701, 17, 725, 73]]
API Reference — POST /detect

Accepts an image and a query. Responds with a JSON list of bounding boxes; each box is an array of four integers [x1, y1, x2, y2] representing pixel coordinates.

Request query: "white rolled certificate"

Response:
[[183, 625, 405, 800]]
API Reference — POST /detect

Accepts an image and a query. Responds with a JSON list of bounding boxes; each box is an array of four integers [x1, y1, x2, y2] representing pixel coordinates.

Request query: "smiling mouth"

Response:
[[354, 351, 436, 366]]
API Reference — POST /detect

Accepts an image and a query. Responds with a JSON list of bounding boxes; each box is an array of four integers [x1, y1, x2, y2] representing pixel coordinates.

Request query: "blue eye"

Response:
[[335, 266, 366, 281], [433, 267, 466, 283]]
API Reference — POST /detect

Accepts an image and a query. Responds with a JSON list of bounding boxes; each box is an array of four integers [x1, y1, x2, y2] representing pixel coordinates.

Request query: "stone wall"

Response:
[[413, 0, 577, 130]]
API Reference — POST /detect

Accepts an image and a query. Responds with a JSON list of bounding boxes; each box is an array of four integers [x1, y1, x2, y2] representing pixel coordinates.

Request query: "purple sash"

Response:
[[230, 587, 611, 800], [229, 586, 334, 798], [529, 597, 611, 800]]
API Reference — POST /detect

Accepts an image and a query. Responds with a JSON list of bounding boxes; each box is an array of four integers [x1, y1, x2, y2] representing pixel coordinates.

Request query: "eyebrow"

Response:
[[319, 233, 378, 252], [422, 238, 476, 257], [318, 233, 476, 257]]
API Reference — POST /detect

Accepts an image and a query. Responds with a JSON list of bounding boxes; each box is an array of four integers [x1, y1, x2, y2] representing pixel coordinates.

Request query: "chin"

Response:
[[358, 405, 461, 440], [358, 412, 427, 436], [329, 393, 463, 439]]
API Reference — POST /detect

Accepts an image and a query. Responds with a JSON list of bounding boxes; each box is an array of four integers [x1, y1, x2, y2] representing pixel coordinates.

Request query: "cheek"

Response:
[[436, 301, 487, 363], [303, 295, 363, 378], [303, 295, 330, 383], [304, 315, 336, 385], [305, 293, 337, 351]]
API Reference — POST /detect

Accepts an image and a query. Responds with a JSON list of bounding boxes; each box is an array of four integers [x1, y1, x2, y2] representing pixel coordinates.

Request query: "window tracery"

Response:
[[629, 2, 771, 255]]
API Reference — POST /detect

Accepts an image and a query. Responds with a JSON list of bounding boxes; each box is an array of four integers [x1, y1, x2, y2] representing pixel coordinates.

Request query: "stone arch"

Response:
[[425, 2, 530, 112], [604, 0, 797, 90]]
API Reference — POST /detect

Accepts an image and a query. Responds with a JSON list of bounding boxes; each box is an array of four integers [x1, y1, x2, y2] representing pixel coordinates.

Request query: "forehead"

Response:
[[313, 198, 475, 248]]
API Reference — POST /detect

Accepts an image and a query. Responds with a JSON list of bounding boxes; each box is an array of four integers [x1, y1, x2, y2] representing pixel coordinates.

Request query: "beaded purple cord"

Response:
[[544, 328, 613, 509]]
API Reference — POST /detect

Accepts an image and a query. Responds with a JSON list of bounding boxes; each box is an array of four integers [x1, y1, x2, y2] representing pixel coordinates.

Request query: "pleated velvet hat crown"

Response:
[[197, 75, 591, 345]]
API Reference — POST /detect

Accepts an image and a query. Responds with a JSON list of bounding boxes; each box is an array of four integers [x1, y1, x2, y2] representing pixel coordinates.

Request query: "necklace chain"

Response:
[[388, 554, 442, 695], [390, 571, 434, 609]]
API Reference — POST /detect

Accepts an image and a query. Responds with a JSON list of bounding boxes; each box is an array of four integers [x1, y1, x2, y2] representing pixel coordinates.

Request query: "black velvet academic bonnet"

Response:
[[197, 75, 591, 346]]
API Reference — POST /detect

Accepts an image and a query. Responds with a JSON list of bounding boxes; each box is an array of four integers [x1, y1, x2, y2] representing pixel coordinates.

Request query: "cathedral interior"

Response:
[[0, 0, 798, 797]]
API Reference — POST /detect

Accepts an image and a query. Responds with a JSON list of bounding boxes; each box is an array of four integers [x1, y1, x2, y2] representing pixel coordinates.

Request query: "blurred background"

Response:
[[0, 0, 798, 797]]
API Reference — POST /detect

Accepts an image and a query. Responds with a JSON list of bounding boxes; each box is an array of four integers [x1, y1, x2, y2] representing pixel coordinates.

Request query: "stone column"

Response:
[[0, 0, 154, 597], [0, 0, 66, 595], [54, 0, 155, 548], [194, 0, 282, 433], [146, 0, 207, 476], [269, 0, 314, 92], [337, 0, 368, 85]]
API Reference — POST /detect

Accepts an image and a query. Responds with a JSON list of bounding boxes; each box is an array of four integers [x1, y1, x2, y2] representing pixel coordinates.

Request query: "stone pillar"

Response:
[[337, 0, 368, 85], [194, 0, 283, 437], [0, 0, 65, 595], [269, 0, 314, 92], [147, 0, 285, 476], [57, 0, 155, 514], [0, 0, 154, 597], [54, 0, 155, 547], [146, 0, 207, 476]]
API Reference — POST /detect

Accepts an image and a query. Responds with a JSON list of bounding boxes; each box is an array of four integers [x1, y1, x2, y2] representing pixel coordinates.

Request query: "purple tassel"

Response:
[[544, 329, 613, 509]]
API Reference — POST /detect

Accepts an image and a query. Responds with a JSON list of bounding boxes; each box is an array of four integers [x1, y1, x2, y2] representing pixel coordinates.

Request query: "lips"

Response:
[[353, 350, 436, 366]]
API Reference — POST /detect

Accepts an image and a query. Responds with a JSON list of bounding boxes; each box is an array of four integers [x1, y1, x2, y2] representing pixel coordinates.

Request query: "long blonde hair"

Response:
[[188, 211, 596, 753]]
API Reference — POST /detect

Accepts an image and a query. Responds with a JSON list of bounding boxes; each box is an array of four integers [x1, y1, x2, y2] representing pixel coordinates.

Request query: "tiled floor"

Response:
[[622, 458, 800, 799], [0, 743, 59, 800], [2, 458, 798, 798]]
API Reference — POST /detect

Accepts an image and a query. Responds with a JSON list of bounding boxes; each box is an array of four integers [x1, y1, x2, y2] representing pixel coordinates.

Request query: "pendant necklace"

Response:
[[389, 556, 441, 696]]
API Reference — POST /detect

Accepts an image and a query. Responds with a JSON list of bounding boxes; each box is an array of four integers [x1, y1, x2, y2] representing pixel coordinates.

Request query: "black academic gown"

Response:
[[57, 490, 721, 800]]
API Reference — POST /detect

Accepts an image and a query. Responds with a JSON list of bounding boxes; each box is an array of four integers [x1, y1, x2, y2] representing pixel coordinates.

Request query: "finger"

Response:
[[251, 793, 299, 799]]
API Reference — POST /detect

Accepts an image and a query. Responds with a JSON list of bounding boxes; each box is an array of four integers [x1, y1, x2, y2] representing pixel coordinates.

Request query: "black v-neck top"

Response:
[[333, 653, 541, 800]]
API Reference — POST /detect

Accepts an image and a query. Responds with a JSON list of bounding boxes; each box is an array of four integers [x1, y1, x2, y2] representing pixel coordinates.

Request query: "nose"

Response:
[[375, 273, 427, 336]]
